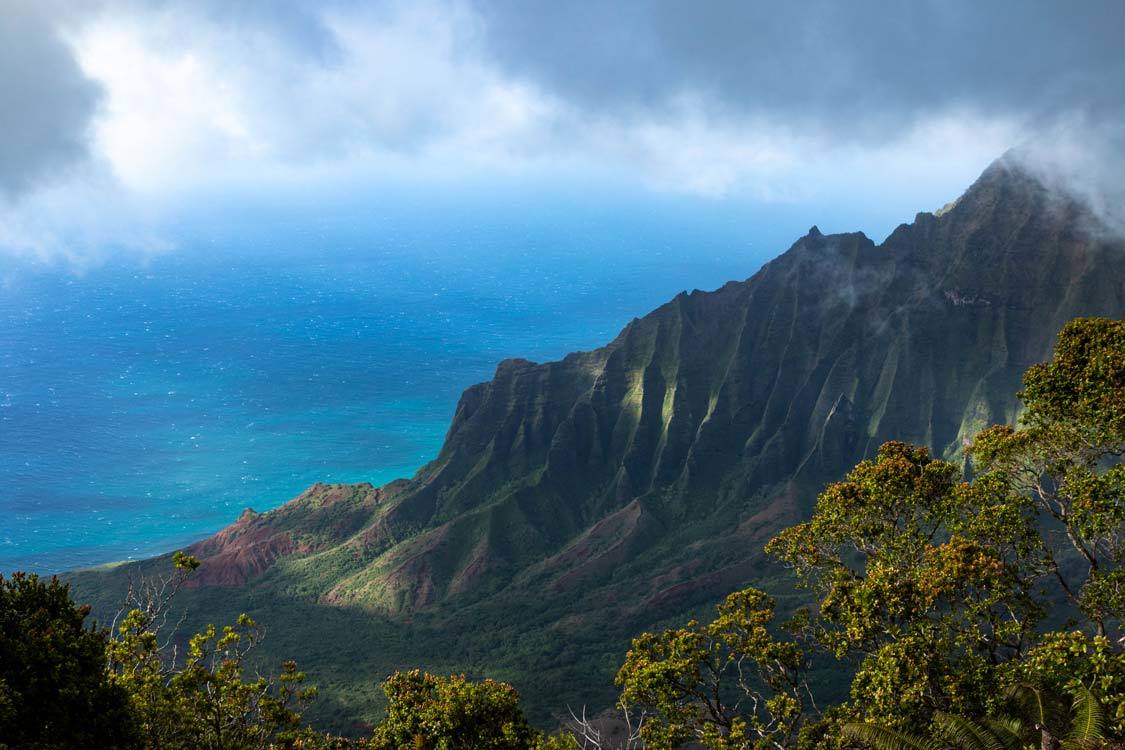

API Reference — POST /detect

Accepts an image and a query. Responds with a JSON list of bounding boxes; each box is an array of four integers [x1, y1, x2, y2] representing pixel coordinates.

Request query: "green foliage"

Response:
[[368, 670, 538, 750], [1069, 688, 1106, 745], [843, 688, 1119, 750], [970, 317, 1124, 641], [841, 722, 943, 750], [614, 588, 810, 749], [1004, 631, 1125, 738], [0, 572, 140, 750], [107, 553, 328, 750], [844, 710, 1027, 750], [1018, 317, 1125, 443], [616, 318, 1125, 747], [175, 616, 315, 749], [930, 712, 1024, 750], [173, 549, 202, 572], [765, 441, 1041, 729]]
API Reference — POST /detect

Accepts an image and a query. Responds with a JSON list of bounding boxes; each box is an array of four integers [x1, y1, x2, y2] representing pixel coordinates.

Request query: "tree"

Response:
[[614, 588, 812, 749], [368, 670, 538, 750], [0, 572, 140, 750], [1004, 631, 1125, 741], [764, 441, 1044, 730], [970, 317, 1125, 743], [614, 317, 1124, 748], [107, 552, 319, 750], [107, 550, 200, 748], [172, 615, 316, 750], [764, 318, 1124, 736], [969, 317, 1124, 642]]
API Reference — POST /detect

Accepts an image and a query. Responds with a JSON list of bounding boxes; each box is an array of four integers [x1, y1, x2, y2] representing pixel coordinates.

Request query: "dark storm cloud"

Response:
[[472, 0, 1125, 138], [0, 3, 103, 198]]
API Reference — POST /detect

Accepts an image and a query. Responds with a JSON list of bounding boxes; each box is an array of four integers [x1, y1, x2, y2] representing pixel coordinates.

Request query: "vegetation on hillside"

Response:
[[3, 317, 1121, 748], [61, 159, 1125, 730], [611, 317, 1123, 748]]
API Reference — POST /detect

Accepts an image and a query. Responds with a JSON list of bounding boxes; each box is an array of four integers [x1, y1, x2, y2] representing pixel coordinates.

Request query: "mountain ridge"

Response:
[[70, 153, 1125, 728]]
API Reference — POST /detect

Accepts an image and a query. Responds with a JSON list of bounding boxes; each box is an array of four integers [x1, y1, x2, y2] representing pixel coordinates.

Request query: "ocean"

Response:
[[1, 194, 785, 573]]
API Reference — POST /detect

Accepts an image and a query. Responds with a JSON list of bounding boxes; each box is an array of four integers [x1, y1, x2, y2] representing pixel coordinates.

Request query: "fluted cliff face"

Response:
[[70, 155, 1125, 726], [293, 156, 1124, 615]]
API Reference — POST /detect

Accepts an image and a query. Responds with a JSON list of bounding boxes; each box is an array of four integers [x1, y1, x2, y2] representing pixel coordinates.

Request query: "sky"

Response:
[[2, 0, 1124, 266]]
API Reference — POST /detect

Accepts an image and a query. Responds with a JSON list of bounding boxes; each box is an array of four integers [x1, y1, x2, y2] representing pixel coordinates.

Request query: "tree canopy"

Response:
[[369, 670, 539, 750], [615, 317, 1124, 748], [0, 572, 139, 750]]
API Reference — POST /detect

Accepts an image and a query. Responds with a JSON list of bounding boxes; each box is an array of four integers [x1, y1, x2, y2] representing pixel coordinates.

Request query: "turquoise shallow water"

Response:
[[0, 197, 783, 573]]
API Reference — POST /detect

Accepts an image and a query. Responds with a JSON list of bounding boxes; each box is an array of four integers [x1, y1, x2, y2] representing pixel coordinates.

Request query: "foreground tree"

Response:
[[767, 318, 1123, 737], [0, 572, 140, 750], [970, 317, 1124, 643], [614, 588, 812, 749], [108, 552, 321, 750], [1005, 631, 1125, 743], [615, 317, 1124, 747], [973, 317, 1125, 741], [765, 440, 1047, 730], [368, 670, 539, 750]]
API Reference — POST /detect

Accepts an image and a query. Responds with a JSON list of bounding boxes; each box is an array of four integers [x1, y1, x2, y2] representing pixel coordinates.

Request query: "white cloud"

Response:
[[578, 101, 1022, 216], [75, 16, 262, 192], [1009, 115, 1125, 238], [0, 169, 171, 268], [66, 0, 560, 194], [1, 0, 1116, 264], [55, 0, 1032, 203]]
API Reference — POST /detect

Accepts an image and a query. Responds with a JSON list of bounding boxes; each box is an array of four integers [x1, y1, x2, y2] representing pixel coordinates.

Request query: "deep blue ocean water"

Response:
[[1, 194, 792, 573]]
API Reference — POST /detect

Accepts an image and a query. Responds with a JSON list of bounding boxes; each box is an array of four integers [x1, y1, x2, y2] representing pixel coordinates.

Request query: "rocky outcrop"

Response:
[[183, 483, 382, 587]]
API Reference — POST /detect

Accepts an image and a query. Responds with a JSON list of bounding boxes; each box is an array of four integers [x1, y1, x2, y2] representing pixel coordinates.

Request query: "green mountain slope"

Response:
[[69, 155, 1125, 730]]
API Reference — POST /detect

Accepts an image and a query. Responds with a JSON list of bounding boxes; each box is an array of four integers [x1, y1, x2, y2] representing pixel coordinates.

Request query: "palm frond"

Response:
[[932, 712, 1015, 750], [842, 722, 944, 750], [1067, 688, 1105, 744], [931, 710, 1030, 750], [980, 717, 1026, 747]]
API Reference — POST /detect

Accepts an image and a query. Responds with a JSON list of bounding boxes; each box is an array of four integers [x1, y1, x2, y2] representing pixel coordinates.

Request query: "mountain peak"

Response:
[[164, 151, 1125, 608], [71, 154, 1125, 728], [936, 148, 1109, 235]]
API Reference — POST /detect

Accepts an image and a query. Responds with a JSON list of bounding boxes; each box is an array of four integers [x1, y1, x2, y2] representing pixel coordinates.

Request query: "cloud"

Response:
[[579, 101, 1020, 205], [0, 173, 171, 268], [1, 0, 1123, 264], [472, 0, 1125, 144], [58, 0, 1038, 199], [0, 1, 103, 198], [1007, 118, 1125, 238], [1, 0, 564, 265], [67, 0, 559, 192]]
